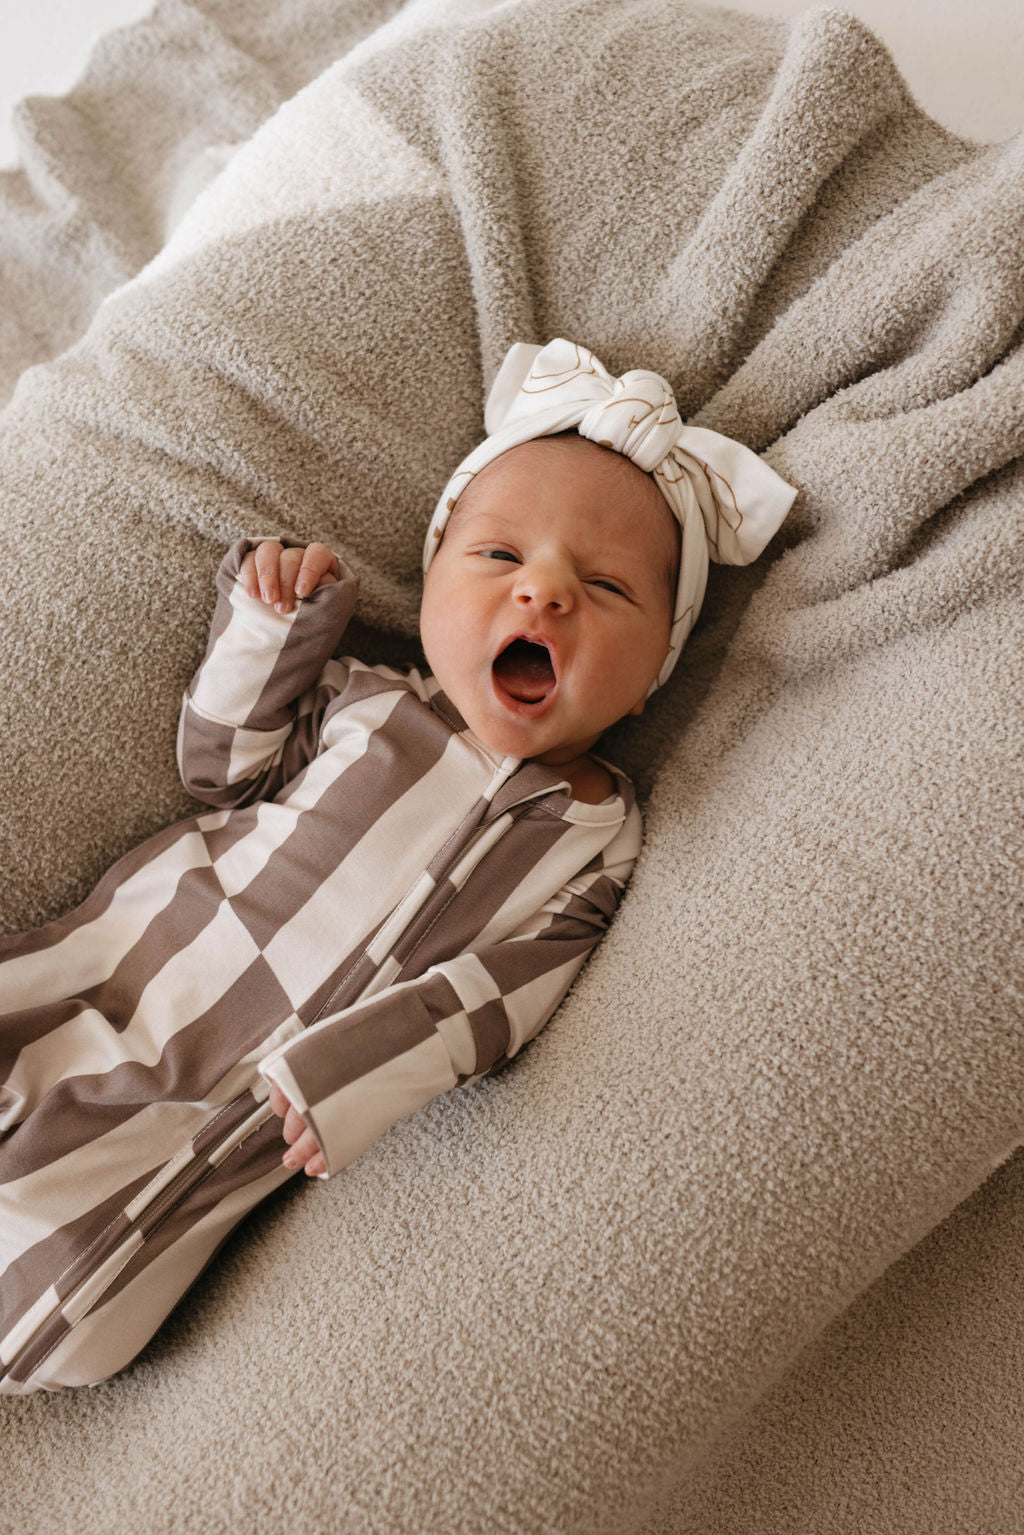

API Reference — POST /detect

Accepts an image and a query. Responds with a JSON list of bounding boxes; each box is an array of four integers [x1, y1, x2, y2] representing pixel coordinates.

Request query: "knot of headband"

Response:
[[424, 338, 797, 692]]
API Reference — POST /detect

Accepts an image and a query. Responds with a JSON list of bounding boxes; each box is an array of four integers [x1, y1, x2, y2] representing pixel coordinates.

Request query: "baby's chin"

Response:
[[464, 710, 561, 761], [463, 700, 604, 766]]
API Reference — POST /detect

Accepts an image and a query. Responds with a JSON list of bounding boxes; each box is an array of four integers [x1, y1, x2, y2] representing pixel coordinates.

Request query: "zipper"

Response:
[[307, 800, 541, 1025], [2, 1090, 274, 1390], [306, 755, 534, 1024], [124, 1092, 274, 1237]]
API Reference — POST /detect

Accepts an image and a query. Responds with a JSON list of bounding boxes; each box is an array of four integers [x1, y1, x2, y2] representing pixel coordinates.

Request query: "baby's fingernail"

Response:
[[283, 1151, 298, 1168]]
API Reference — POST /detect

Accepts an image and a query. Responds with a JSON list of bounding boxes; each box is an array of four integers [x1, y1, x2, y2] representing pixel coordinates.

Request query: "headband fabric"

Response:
[[423, 338, 798, 691]]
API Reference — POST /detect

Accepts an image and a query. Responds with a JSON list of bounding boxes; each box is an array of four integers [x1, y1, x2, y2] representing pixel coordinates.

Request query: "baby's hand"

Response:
[[239, 540, 339, 615], [267, 1081, 326, 1178]]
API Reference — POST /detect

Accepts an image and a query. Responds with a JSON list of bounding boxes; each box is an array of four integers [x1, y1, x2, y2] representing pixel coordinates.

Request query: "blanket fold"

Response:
[[0, 2, 1020, 1531], [0, 0, 407, 401]]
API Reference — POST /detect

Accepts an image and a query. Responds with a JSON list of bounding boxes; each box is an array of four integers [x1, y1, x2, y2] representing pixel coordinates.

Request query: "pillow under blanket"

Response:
[[0, 0, 1021, 1530]]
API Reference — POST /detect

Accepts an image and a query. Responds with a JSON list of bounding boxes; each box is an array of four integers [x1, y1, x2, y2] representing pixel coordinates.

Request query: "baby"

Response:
[[0, 338, 795, 1392], [260, 432, 677, 1175]]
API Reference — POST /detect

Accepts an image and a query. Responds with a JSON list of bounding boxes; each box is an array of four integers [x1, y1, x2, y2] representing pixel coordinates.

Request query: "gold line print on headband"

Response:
[[520, 344, 599, 394], [445, 469, 478, 514], [657, 448, 743, 554], [600, 397, 678, 434], [583, 399, 679, 459], [669, 605, 694, 637]]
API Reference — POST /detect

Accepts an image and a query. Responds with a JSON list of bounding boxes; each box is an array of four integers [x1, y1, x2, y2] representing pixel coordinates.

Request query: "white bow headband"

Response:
[[423, 338, 797, 691]]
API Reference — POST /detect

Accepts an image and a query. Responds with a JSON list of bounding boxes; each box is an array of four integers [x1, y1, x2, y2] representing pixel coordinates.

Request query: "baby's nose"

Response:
[[514, 563, 573, 611]]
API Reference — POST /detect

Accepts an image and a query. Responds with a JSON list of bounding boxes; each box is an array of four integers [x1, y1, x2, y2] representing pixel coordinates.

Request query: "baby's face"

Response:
[[420, 435, 677, 767]]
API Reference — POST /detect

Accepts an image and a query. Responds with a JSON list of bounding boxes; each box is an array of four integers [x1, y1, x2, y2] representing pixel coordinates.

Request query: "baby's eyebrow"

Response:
[[445, 503, 510, 538]]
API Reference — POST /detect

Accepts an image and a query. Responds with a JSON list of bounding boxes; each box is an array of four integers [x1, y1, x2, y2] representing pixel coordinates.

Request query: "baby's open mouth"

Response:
[[492, 637, 557, 704]]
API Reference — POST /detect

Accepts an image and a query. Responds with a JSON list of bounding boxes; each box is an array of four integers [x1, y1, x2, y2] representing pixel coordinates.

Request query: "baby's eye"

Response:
[[590, 578, 626, 595], [479, 549, 519, 563]]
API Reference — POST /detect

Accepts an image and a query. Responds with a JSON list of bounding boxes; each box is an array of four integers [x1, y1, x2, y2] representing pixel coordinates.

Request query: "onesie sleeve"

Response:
[[258, 820, 640, 1178], [177, 538, 358, 806]]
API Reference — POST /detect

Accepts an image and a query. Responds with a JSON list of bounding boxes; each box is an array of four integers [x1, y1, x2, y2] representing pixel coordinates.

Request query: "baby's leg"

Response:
[[0, 811, 307, 1392], [0, 1102, 294, 1393], [0, 816, 220, 1129]]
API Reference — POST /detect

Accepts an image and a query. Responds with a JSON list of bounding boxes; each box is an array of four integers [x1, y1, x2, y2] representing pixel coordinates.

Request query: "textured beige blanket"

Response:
[[1, 1, 1021, 1530]]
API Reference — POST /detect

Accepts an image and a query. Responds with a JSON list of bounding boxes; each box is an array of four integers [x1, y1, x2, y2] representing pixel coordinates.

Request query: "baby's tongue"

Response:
[[494, 639, 555, 702]]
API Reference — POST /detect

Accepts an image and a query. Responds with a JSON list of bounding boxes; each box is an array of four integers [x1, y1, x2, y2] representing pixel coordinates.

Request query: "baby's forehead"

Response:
[[473, 432, 627, 485], [449, 435, 679, 572], [456, 435, 656, 520]]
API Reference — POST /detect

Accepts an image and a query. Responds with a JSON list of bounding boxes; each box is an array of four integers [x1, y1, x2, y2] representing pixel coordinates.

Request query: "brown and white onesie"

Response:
[[0, 539, 640, 1393]]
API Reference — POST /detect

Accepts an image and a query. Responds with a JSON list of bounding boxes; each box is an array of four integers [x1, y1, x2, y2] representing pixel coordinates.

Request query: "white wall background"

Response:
[[0, 0, 1022, 170], [1, 0, 154, 167]]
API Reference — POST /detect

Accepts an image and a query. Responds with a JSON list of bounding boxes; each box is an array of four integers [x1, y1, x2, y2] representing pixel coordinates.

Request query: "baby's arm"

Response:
[[178, 537, 357, 808], [260, 818, 640, 1179]]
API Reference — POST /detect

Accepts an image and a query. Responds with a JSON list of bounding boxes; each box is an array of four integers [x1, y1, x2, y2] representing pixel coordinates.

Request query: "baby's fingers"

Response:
[[248, 540, 284, 605], [278, 1104, 326, 1176], [239, 550, 261, 600], [283, 1126, 325, 1177], [275, 547, 305, 613], [238, 540, 337, 612], [281, 1103, 309, 1147], [294, 542, 339, 600], [267, 1082, 291, 1120]]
